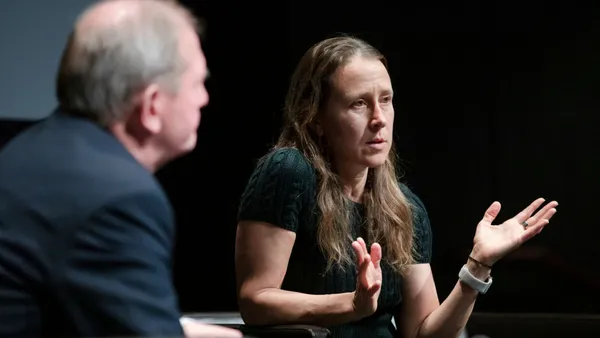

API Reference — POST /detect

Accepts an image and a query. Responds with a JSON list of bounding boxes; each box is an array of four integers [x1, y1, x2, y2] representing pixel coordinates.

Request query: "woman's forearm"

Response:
[[239, 288, 361, 327], [418, 260, 491, 338]]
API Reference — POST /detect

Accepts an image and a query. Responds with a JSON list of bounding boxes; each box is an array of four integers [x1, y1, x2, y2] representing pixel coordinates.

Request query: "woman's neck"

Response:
[[337, 165, 369, 203]]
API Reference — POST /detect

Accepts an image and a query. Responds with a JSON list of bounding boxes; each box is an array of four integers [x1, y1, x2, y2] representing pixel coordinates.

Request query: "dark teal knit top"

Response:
[[238, 147, 433, 338]]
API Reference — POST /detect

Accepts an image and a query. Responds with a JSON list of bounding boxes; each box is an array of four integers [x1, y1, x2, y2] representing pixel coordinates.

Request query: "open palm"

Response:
[[351, 237, 382, 317], [471, 198, 558, 266]]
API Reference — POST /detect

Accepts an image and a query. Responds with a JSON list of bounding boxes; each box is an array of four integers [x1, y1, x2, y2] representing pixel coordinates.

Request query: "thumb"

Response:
[[366, 280, 381, 296], [481, 201, 501, 224]]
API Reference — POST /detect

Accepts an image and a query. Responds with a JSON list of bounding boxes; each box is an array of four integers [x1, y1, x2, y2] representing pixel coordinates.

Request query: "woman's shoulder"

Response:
[[398, 182, 427, 213], [398, 181, 433, 263], [238, 147, 317, 231], [257, 147, 316, 180]]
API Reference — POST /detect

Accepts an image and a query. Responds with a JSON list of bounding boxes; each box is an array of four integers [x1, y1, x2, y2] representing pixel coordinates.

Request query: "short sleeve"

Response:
[[238, 148, 316, 233], [400, 184, 433, 264]]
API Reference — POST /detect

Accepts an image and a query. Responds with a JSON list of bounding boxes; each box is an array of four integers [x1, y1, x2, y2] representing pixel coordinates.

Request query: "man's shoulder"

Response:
[[0, 112, 168, 222]]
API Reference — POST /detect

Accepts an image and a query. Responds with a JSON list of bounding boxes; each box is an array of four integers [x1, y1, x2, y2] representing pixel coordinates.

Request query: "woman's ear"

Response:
[[314, 122, 324, 137], [311, 115, 324, 137]]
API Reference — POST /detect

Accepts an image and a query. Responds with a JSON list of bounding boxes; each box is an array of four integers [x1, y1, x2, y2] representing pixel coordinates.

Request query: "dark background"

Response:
[[1, 1, 598, 315]]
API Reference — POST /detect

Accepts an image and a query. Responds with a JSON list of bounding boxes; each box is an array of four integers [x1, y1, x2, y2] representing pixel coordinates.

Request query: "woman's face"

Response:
[[318, 55, 394, 173]]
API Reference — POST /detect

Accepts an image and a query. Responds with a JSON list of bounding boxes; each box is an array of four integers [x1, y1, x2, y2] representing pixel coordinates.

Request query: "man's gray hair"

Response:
[[56, 0, 201, 126]]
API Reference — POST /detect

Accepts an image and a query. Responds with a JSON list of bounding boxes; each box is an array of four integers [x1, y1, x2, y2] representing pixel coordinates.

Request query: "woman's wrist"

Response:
[[466, 251, 492, 281], [349, 291, 373, 321]]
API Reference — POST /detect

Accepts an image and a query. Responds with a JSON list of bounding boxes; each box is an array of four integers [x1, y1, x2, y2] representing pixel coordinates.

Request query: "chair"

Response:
[[182, 312, 331, 338]]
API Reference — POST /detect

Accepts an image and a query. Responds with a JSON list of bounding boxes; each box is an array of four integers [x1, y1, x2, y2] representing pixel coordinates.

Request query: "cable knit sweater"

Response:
[[238, 147, 433, 338]]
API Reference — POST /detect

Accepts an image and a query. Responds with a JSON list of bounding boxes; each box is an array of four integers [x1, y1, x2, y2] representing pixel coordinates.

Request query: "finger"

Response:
[[521, 219, 549, 242], [515, 198, 545, 222], [358, 251, 371, 270], [539, 206, 558, 223], [522, 207, 556, 234], [523, 205, 557, 229], [358, 254, 372, 286], [370, 243, 382, 269], [481, 201, 502, 224], [352, 241, 365, 264], [357, 237, 368, 255], [532, 201, 558, 224]]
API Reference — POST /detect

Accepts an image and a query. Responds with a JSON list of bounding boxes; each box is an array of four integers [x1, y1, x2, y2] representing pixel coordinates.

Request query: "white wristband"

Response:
[[458, 264, 493, 294]]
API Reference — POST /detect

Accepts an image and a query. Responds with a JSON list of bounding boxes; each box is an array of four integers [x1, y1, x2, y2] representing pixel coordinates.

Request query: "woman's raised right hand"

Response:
[[351, 237, 383, 319]]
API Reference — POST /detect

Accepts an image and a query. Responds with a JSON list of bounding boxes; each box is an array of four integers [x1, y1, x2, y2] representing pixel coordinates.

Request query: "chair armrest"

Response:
[[237, 325, 330, 338], [181, 312, 330, 337]]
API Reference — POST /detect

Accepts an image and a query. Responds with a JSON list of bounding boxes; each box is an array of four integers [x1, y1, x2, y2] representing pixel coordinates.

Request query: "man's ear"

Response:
[[138, 84, 164, 135]]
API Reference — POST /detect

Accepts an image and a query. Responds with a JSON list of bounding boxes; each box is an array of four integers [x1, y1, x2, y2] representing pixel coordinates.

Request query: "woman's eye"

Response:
[[352, 100, 366, 108]]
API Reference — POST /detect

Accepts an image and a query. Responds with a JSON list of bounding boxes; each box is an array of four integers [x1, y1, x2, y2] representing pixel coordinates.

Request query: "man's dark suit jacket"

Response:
[[0, 110, 184, 337]]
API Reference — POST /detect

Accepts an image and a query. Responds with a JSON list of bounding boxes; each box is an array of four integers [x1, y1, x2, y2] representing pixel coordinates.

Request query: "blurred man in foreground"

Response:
[[0, 0, 240, 337]]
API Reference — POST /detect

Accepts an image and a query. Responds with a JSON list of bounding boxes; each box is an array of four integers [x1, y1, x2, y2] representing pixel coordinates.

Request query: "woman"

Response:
[[234, 36, 558, 338]]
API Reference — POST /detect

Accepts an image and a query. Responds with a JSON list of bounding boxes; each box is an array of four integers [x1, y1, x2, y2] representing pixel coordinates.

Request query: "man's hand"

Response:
[[181, 319, 243, 338]]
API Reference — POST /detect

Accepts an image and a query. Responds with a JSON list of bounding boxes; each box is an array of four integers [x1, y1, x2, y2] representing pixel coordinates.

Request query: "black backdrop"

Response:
[[162, 1, 599, 313], [1, 1, 598, 316]]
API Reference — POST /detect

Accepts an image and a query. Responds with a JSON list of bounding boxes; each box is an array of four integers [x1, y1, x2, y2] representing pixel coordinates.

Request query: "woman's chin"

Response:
[[363, 155, 388, 168]]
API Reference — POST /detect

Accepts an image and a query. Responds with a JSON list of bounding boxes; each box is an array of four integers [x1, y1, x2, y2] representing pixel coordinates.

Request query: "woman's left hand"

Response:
[[470, 198, 558, 266]]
